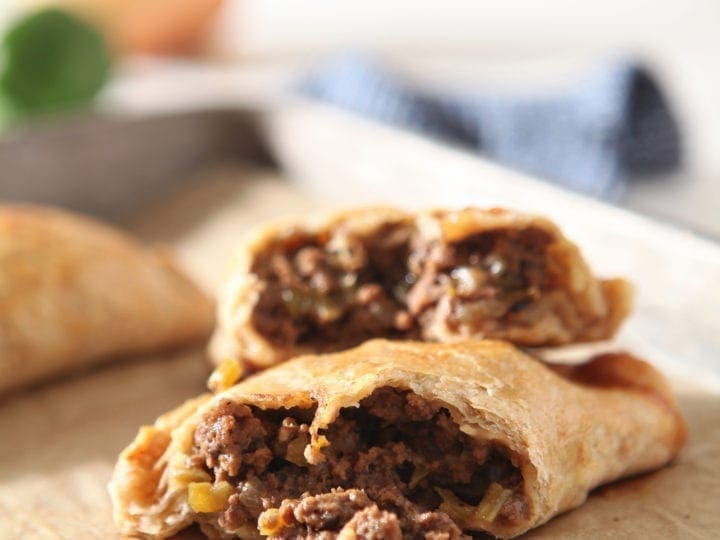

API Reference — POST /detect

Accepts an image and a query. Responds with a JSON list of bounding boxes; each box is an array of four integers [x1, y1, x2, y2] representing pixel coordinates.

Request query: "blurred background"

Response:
[[0, 0, 718, 237]]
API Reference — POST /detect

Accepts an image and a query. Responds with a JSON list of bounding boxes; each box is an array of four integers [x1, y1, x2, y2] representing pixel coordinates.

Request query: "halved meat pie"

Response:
[[110, 340, 684, 539], [210, 207, 632, 371]]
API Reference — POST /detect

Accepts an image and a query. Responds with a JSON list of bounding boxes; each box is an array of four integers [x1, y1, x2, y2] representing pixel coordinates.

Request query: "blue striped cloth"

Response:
[[299, 54, 681, 199]]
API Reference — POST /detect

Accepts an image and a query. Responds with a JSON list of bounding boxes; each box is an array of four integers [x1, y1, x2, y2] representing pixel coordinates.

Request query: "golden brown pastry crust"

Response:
[[210, 206, 632, 371], [110, 339, 684, 539], [0, 205, 214, 393]]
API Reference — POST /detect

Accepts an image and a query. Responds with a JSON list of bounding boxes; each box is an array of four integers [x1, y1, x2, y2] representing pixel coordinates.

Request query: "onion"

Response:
[[436, 482, 513, 527]]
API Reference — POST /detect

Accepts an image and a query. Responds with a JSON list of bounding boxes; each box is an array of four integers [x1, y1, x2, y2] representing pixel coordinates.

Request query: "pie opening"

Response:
[[251, 222, 565, 352], [186, 387, 528, 538]]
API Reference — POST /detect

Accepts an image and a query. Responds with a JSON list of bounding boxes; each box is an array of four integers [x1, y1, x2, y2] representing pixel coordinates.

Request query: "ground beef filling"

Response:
[[250, 226, 554, 349], [190, 388, 527, 539], [408, 227, 555, 336]]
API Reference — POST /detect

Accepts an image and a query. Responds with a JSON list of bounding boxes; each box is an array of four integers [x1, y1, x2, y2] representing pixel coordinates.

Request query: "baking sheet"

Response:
[[2, 163, 719, 538]]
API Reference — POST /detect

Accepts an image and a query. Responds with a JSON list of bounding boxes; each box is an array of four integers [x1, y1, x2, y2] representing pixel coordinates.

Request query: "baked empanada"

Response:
[[210, 207, 632, 370], [0, 205, 214, 393], [110, 339, 684, 539]]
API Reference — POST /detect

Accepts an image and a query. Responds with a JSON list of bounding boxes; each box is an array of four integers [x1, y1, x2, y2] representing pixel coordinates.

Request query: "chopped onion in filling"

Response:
[[188, 481, 235, 513], [207, 358, 243, 393], [436, 482, 514, 527]]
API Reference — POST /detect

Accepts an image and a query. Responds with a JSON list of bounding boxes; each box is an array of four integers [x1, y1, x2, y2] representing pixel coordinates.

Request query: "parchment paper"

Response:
[[1, 168, 718, 539]]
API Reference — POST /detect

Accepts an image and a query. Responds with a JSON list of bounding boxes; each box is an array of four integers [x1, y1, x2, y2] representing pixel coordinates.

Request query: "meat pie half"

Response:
[[110, 340, 684, 539], [210, 207, 632, 371]]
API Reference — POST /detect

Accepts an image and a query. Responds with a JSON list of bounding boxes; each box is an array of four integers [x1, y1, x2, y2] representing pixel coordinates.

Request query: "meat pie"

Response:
[[0, 205, 214, 393], [110, 340, 684, 539], [210, 207, 632, 371]]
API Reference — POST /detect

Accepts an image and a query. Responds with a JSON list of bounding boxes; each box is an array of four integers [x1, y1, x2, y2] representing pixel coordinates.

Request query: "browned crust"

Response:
[[553, 352, 687, 453], [110, 339, 683, 539]]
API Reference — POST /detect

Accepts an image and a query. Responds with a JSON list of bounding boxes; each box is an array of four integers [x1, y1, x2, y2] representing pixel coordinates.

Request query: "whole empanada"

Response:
[[110, 339, 684, 539], [0, 205, 214, 393], [210, 207, 632, 370]]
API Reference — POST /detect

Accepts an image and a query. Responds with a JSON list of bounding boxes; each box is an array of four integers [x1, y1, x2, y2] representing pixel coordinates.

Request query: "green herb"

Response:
[[0, 8, 111, 127]]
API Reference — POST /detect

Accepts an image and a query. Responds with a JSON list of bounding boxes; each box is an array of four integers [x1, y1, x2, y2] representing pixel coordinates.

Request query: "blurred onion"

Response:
[[16, 0, 223, 55]]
